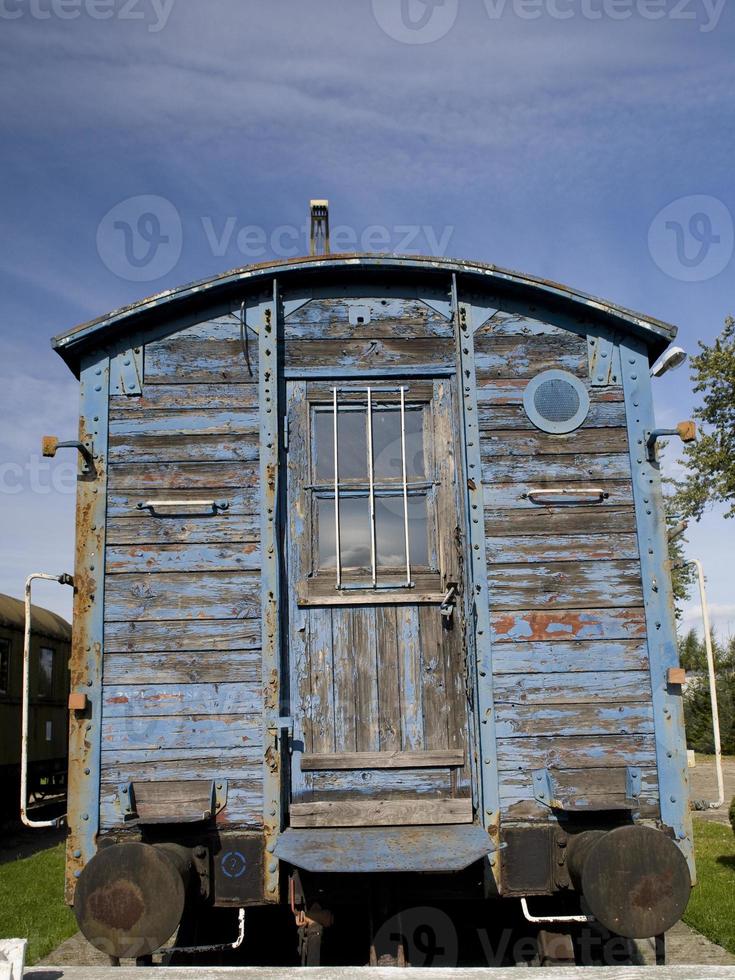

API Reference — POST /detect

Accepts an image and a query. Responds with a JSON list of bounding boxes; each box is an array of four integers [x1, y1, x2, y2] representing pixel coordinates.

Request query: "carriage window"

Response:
[[38, 647, 54, 698], [311, 386, 435, 591], [0, 640, 9, 695]]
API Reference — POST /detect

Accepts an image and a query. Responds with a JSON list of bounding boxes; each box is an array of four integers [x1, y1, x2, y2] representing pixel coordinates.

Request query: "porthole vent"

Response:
[[523, 370, 590, 434]]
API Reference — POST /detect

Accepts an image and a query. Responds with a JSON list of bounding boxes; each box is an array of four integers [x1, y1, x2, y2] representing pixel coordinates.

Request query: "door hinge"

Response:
[[283, 415, 289, 452]]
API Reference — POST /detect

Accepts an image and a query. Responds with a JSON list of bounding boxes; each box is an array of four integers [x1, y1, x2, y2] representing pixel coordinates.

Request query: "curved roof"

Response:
[[0, 594, 72, 644], [53, 253, 677, 373]]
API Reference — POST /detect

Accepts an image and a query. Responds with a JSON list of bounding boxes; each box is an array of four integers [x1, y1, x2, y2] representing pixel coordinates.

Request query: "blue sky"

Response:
[[0, 0, 733, 635]]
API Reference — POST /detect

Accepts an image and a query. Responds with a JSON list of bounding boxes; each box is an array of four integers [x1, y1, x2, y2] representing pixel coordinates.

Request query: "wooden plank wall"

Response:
[[477, 312, 659, 822], [100, 315, 264, 829]]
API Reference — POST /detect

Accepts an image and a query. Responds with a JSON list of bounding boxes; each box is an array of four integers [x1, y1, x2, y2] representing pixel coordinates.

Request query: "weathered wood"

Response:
[[491, 639, 649, 674], [499, 766, 660, 820], [496, 734, 656, 771], [491, 607, 648, 643], [104, 649, 261, 685], [481, 428, 629, 456], [299, 768, 455, 799], [108, 461, 259, 491], [109, 410, 258, 436], [106, 542, 261, 574], [107, 513, 259, 546], [477, 402, 627, 430], [301, 750, 464, 770], [477, 312, 568, 338], [110, 383, 259, 414], [284, 338, 455, 373], [107, 487, 259, 517], [100, 778, 262, 828], [484, 506, 636, 536], [145, 338, 260, 383], [306, 609, 334, 757], [485, 533, 639, 563], [109, 432, 259, 465], [419, 604, 450, 751], [398, 606, 423, 751], [102, 714, 262, 751], [487, 560, 643, 610], [493, 669, 652, 705], [482, 454, 632, 485], [104, 618, 261, 653], [494, 702, 655, 738], [331, 608, 358, 754], [474, 335, 587, 379], [284, 297, 452, 339], [102, 682, 260, 717], [353, 607, 379, 753], [479, 377, 624, 403], [104, 571, 260, 622], [289, 798, 473, 827], [483, 480, 633, 510], [376, 606, 401, 752]]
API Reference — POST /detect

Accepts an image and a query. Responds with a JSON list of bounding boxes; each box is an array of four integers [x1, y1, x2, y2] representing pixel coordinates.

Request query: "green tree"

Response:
[[672, 316, 735, 521], [682, 630, 735, 755]]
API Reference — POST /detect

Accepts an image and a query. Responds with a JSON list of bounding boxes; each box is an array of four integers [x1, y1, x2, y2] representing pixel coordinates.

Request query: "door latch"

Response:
[[440, 584, 458, 620]]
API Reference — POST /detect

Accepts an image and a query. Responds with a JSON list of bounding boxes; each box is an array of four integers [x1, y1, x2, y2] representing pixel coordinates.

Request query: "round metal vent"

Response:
[[523, 370, 590, 434]]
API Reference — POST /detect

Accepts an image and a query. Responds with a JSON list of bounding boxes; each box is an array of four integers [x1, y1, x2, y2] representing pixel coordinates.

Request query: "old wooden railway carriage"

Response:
[[51, 254, 693, 964], [0, 594, 71, 813]]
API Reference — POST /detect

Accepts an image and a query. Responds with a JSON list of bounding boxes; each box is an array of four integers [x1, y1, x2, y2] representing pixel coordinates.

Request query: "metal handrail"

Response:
[[21, 572, 74, 829], [524, 488, 609, 504]]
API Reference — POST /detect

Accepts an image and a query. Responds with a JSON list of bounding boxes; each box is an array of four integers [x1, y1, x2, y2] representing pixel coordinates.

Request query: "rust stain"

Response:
[[88, 881, 144, 931]]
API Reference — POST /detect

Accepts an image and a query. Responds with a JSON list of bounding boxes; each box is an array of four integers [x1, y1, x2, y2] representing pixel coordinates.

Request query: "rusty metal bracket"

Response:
[[42, 436, 95, 475], [646, 422, 697, 462], [532, 769, 558, 809], [587, 330, 621, 386], [214, 779, 229, 815], [626, 766, 642, 801], [110, 346, 143, 396], [117, 783, 136, 820]]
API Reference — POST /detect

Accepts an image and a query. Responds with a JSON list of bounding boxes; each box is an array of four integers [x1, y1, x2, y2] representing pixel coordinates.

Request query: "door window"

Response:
[[307, 385, 439, 595], [38, 647, 55, 698]]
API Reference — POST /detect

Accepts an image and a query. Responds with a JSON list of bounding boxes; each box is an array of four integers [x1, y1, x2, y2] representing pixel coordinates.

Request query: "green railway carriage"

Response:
[[0, 593, 71, 813], [49, 253, 694, 966]]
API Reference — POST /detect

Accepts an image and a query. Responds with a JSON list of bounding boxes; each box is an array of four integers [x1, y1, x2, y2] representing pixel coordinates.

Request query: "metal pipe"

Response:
[[688, 558, 725, 809], [520, 897, 593, 925], [333, 387, 342, 589], [400, 386, 411, 586], [21, 572, 74, 829], [366, 387, 377, 587]]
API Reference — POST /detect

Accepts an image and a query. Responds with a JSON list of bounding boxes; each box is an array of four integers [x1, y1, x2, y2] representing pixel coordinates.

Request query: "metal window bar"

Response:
[[329, 385, 415, 591], [366, 387, 377, 587], [400, 386, 411, 587], [333, 387, 342, 589]]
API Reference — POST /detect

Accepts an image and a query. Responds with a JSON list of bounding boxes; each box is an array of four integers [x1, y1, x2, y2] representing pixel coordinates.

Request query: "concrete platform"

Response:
[[23, 967, 735, 978]]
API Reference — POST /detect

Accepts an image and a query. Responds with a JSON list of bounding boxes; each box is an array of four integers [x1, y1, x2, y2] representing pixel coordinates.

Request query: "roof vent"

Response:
[[309, 200, 330, 256]]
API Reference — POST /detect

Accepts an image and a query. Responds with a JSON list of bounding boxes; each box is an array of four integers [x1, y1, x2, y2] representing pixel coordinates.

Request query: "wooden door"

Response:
[[284, 377, 473, 828]]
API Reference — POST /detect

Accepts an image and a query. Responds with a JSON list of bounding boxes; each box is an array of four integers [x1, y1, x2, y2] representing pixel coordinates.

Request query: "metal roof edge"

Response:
[[52, 253, 678, 371]]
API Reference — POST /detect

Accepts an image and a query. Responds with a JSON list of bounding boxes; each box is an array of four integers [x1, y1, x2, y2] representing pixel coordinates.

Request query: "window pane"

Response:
[[373, 408, 425, 481], [375, 494, 429, 568], [314, 408, 367, 481], [39, 647, 54, 697], [317, 496, 371, 569]]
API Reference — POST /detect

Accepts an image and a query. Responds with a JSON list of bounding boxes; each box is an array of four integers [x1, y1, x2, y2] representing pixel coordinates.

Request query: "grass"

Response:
[[683, 819, 735, 956], [0, 842, 76, 965]]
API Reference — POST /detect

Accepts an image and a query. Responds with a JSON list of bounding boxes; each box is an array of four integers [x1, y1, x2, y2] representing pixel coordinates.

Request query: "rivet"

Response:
[[82, 813, 89, 821], [74, 870, 82, 878], [269, 861, 278, 873], [74, 850, 82, 859]]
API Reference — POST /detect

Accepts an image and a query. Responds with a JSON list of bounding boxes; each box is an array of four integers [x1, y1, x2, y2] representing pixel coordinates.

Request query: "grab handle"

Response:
[[137, 500, 229, 515], [523, 488, 610, 505]]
